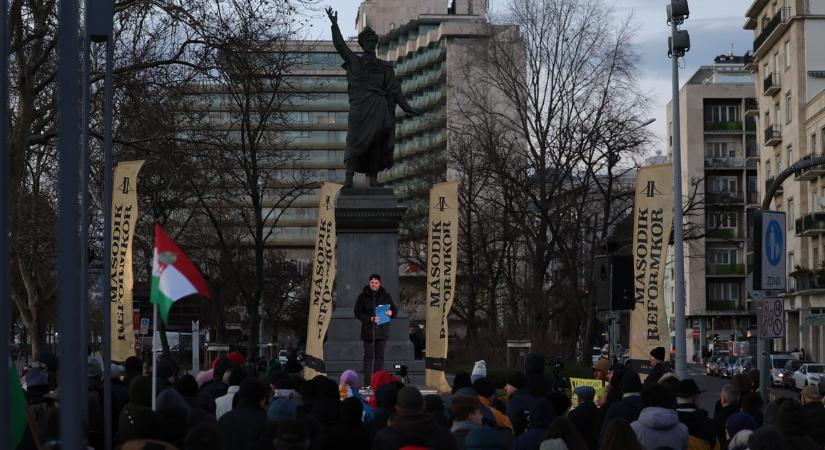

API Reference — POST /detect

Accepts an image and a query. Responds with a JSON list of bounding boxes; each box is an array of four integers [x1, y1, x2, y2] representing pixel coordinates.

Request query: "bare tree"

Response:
[[179, 0, 317, 357], [447, 0, 650, 356]]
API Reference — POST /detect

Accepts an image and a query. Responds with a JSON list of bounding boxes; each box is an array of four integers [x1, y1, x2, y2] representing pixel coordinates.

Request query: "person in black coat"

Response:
[[674, 379, 718, 450], [372, 386, 458, 450], [217, 378, 269, 450], [643, 346, 671, 387], [713, 384, 741, 450], [568, 386, 600, 450], [600, 369, 644, 439], [353, 273, 398, 383]]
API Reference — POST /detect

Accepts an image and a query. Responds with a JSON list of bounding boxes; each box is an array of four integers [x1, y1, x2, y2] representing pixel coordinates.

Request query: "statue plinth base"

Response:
[[322, 188, 425, 384]]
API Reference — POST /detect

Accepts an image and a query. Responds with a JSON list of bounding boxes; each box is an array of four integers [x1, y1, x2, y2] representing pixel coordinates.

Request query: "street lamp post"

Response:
[[667, 0, 691, 380]]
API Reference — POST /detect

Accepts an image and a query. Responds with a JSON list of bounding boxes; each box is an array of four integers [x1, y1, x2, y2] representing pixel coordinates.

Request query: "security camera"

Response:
[[668, 30, 691, 58]]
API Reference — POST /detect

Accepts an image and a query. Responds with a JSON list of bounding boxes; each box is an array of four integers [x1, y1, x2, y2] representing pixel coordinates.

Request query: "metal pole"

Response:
[[57, 0, 84, 446], [0, 0, 12, 444], [670, 18, 688, 380], [758, 300, 769, 403], [152, 303, 158, 411], [80, 0, 91, 421], [102, 37, 115, 450]]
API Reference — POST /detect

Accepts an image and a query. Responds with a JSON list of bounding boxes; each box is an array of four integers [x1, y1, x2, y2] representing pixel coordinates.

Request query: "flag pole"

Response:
[[152, 303, 158, 410]]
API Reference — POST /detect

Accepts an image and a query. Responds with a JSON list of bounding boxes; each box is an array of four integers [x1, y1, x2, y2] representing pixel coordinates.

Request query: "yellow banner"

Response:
[[569, 377, 606, 408], [424, 181, 460, 393], [110, 160, 144, 362], [629, 164, 673, 372], [304, 183, 343, 379]]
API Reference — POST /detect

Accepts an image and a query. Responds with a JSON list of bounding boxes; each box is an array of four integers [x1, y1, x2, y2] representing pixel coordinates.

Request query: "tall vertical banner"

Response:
[[425, 181, 459, 393], [110, 160, 144, 361], [629, 164, 673, 372], [304, 182, 343, 379]]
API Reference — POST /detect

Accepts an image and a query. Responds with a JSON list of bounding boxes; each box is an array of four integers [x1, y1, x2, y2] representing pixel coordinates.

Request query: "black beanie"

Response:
[[650, 346, 666, 362]]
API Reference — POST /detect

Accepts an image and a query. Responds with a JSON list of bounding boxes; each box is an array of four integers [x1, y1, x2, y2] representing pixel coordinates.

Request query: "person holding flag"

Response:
[[149, 224, 210, 408]]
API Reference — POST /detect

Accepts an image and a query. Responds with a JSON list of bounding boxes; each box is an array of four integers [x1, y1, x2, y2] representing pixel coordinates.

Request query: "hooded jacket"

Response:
[[371, 412, 458, 450], [631, 407, 689, 450], [676, 403, 719, 450], [728, 429, 752, 450], [354, 285, 398, 341]]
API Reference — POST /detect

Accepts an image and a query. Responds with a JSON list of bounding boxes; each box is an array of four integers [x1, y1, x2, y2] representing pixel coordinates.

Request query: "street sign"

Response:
[[139, 318, 150, 335], [761, 298, 785, 339], [754, 211, 786, 291]]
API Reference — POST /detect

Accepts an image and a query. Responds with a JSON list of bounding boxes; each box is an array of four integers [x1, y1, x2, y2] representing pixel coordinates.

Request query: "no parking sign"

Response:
[[761, 298, 785, 339]]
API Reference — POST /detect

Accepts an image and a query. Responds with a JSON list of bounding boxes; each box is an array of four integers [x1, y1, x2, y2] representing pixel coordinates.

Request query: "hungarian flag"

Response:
[[150, 224, 210, 323], [9, 361, 26, 449]]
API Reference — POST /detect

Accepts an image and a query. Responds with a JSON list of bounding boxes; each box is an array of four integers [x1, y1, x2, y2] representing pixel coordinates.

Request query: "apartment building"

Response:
[[667, 54, 759, 360], [745, 0, 825, 361]]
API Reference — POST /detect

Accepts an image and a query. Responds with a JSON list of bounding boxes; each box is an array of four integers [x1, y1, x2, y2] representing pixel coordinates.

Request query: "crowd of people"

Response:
[[13, 346, 825, 450]]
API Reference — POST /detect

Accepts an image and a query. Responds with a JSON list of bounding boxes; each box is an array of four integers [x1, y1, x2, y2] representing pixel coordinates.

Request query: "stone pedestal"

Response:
[[323, 188, 425, 384]]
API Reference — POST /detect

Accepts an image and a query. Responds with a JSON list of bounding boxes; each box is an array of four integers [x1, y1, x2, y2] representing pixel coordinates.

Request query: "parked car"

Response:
[[781, 360, 812, 389], [720, 356, 737, 378], [769, 354, 795, 386], [792, 363, 825, 390]]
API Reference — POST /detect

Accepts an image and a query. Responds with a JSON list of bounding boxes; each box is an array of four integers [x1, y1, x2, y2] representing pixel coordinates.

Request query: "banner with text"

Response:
[[424, 181, 459, 393], [629, 163, 673, 373], [110, 160, 144, 361], [304, 183, 343, 379]]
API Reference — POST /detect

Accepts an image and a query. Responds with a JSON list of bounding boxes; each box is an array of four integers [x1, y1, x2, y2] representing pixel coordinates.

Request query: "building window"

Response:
[[705, 104, 740, 123], [774, 104, 781, 127], [708, 212, 738, 229], [776, 154, 782, 173], [785, 40, 791, 69], [785, 93, 792, 124], [821, 127, 825, 153], [765, 161, 772, 179], [705, 141, 737, 158], [709, 282, 739, 302], [709, 176, 738, 193], [787, 145, 793, 166], [788, 199, 794, 229], [711, 248, 739, 265]]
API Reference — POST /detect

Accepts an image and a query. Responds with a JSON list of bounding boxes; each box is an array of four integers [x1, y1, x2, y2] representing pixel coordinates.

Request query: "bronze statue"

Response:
[[326, 7, 421, 188]]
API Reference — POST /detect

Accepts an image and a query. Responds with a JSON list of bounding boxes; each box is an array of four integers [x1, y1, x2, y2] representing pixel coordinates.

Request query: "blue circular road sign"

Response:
[[766, 220, 783, 266]]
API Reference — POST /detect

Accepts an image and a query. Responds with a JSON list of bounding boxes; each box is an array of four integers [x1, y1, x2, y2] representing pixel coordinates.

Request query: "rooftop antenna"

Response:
[[730, 42, 735, 57]]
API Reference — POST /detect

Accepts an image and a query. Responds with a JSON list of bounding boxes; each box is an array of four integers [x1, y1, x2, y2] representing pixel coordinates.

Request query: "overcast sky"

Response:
[[302, 0, 755, 151]]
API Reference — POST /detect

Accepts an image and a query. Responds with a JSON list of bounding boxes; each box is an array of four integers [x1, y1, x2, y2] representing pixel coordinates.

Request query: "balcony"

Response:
[[707, 264, 746, 276], [789, 269, 825, 292], [764, 124, 781, 146], [704, 157, 744, 169], [795, 212, 825, 236], [706, 228, 739, 240], [744, 98, 759, 116], [706, 191, 744, 204], [763, 72, 781, 96], [794, 153, 825, 181], [704, 121, 743, 134], [707, 300, 740, 311], [753, 7, 790, 55], [764, 176, 783, 195]]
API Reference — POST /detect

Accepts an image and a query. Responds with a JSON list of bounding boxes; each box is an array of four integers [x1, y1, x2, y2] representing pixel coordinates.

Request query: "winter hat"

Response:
[[340, 369, 360, 389], [156, 388, 190, 416], [464, 426, 503, 450], [619, 369, 642, 394], [268, 397, 297, 421], [341, 396, 363, 419], [574, 386, 596, 403], [226, 352, 246, 366], [156, 358, 177, 380], [471, 360, 487, 383], [195, 369, 214, 387], [726, 412, 757, 437], [370, 370, 399, 390], [591, 358, 610, 372], [472, 377, 496, 398], [650, 346, 666, 362], [110, 364, 126, 378], [124, 356, 142, 375], [539, 439, 570, 450], [452, 372, 473, 393], [729, 429, 753, 450], [507, 372, 527, 389]]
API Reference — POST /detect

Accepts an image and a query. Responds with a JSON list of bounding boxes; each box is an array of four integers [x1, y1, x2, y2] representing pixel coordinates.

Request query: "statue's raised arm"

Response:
[[326, 7, 356, 64]]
